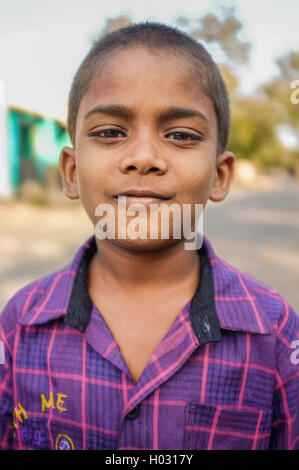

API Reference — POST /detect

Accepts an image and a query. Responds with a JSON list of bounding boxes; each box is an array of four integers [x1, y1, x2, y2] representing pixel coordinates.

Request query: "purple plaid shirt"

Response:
[[1, 234, 299, 450]]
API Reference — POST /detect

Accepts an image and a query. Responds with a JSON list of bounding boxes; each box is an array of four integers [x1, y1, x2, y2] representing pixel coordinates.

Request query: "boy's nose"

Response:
[[118, 134, 168, 175]]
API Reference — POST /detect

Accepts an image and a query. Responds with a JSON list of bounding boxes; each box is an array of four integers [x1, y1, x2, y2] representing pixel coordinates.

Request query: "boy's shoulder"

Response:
[[0, 263, 72, 331], [203, 236, 299, 335], [0, 235, 95, 331]]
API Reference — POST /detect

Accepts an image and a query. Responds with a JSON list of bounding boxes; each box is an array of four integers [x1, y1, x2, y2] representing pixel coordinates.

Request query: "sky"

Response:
[[0, 0, 298, 123]]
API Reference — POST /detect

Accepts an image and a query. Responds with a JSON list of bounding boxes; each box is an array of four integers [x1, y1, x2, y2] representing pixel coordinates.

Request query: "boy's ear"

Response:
[[208, 151, 235, 202], [59, 146, 80, 200]]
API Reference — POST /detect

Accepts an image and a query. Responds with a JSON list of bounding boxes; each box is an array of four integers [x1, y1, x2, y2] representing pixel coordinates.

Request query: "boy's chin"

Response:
[[101, 236, 183, 252]]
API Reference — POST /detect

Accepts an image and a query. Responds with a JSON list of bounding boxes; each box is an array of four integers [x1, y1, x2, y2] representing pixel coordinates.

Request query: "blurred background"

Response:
[[0, 0, 298, 312]]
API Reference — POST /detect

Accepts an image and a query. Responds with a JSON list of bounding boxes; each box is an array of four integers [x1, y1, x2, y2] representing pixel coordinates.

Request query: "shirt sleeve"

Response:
[[269, 302, 299, 449], [0, 298, 17, 450]]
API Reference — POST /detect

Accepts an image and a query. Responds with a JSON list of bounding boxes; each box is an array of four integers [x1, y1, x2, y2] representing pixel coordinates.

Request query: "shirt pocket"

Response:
[[184, 402, 272, 450]]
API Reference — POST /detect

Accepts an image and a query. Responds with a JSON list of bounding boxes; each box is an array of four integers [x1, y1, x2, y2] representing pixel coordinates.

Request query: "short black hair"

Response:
[[67, 21, 230, 156]]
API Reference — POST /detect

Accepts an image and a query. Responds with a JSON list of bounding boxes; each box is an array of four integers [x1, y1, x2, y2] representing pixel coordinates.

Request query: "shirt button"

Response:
[[126, 406, 140, 420]]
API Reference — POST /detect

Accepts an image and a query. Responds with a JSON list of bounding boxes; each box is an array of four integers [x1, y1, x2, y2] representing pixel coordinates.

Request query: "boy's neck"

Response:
[[89, 238, 200, 293]]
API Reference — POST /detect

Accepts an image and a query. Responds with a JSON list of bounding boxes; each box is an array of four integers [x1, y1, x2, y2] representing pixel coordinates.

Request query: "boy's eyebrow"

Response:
[[84, 104, 209, 125]]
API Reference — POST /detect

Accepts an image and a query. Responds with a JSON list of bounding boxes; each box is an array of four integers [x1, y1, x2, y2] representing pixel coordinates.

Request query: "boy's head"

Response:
[[60, 21, 235, 251], [67, 21, 230, 156]]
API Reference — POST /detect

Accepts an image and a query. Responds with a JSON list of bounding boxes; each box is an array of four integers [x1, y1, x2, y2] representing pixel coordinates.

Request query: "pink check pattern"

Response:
[[0, 234, 299, 450]]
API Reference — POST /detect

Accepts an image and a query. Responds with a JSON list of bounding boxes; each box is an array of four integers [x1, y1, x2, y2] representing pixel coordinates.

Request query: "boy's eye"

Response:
[[88, 129, 203, 142], [165, 131, 203, 142], [88, 128, 126, 138]]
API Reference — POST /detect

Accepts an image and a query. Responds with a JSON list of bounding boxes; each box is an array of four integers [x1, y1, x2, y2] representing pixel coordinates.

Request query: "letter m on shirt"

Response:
[[41, 393, 55, 412]]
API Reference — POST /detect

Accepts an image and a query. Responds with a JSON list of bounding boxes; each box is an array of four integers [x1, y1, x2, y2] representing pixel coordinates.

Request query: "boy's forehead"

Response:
[[95, 45, 195, 80], [77, 46, 217, 130], [85, 48, 198, 97]]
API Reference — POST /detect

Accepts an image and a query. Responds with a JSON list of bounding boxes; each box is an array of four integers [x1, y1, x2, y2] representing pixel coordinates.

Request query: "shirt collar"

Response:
[[65, 234, 222, 346], [17, 234, 272, 337], [203, 236, 273, 335]]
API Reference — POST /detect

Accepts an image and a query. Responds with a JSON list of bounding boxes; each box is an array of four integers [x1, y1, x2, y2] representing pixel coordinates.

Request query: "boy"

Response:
[[0, 21, 299, 450]]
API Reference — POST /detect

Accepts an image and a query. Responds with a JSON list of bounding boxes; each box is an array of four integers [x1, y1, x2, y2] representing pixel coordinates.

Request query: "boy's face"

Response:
[[60, 46, 234, 251]]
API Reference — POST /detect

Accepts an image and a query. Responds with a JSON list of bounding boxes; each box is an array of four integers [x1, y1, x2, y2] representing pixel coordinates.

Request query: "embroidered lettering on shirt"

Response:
[[20, 426, 43, 447], [56, 393, 68, 412], [41, 392, 68, 413], [14, 423, 49, 449], [13, 403, 28, 428]]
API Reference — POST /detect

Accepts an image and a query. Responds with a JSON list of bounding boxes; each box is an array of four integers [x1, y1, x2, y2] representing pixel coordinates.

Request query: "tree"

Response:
[[262, 51, 299, 131], [260, 50, 299, 175], [175, 6, 250, 93], [176, 6, 250, 65], [98, 15, 132, 37], [89, 15, 132, 44], [227, 97, 288, 168]]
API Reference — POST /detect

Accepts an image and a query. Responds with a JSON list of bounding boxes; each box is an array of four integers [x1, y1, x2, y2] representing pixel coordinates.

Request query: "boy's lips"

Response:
[[113, 189, 172, 207], [115, 189, 171, 199]]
